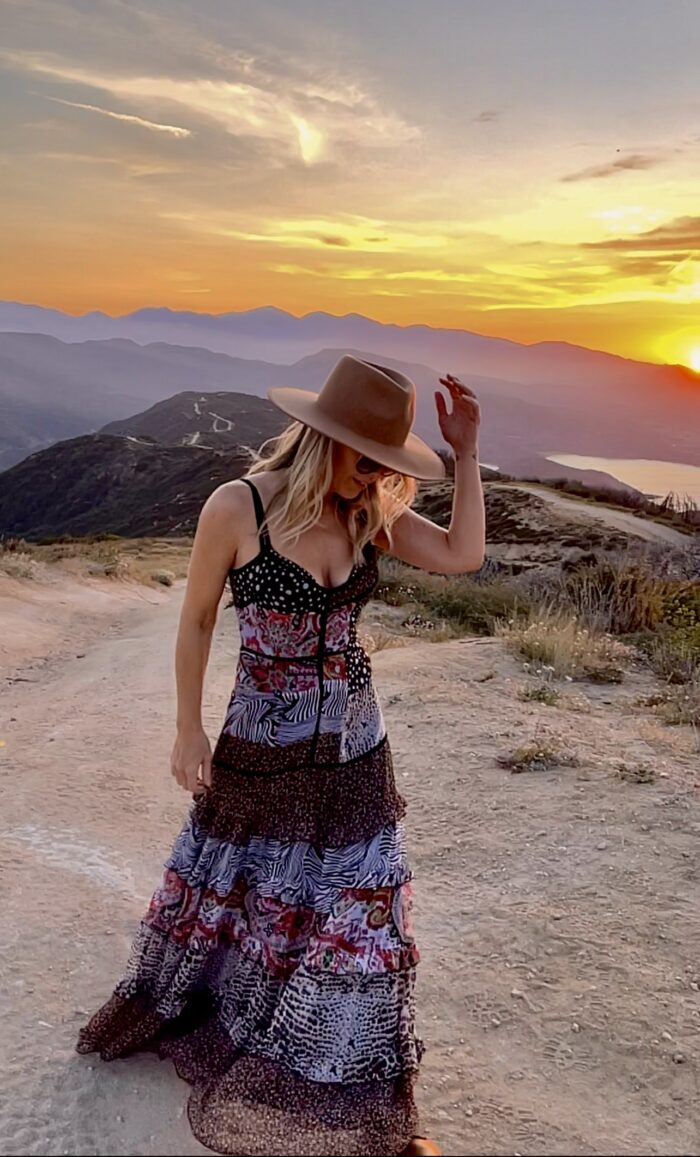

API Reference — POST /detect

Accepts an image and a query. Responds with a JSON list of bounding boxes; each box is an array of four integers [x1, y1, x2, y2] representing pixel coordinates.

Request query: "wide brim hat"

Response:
[[267, 355, 445, 481]]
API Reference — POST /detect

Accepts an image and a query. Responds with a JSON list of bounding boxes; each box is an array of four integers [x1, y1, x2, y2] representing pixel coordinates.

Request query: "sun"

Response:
[[690, 347, 700, 373]]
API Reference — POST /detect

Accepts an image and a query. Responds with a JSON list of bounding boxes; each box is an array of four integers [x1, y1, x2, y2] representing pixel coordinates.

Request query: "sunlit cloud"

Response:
[[41, 95, 191, 136], [290, 115, 323, 164], [586, 215, 700, 252]]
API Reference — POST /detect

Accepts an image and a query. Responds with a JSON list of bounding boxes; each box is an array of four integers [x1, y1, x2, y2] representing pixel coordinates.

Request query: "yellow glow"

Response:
[[4, 46, 700, 364], [290, 116, 323, 164]]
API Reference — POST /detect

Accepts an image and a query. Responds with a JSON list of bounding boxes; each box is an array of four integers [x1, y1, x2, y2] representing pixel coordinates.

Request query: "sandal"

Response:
[[400, 1139, 442, 1156]]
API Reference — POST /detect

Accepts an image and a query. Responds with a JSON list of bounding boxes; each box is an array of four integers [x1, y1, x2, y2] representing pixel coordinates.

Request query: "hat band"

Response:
[[315, 395, 411, 448]]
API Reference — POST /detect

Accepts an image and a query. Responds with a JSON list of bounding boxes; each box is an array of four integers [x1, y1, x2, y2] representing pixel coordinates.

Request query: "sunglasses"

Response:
[[356, 454, 394, 477]]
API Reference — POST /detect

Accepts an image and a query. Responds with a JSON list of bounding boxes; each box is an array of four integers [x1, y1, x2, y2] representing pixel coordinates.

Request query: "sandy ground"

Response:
[[494, 484, 693, 547], [2, 575, 700, 1157]]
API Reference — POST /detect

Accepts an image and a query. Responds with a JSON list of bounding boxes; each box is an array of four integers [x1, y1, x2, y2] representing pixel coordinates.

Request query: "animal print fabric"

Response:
[[77, 478, 422, 1154]]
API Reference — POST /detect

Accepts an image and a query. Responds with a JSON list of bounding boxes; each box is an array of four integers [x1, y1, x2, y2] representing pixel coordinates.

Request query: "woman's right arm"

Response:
[[170, 483, 246, 794]]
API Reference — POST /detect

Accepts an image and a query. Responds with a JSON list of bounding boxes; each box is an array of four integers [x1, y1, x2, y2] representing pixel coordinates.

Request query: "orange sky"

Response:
[[2, 0, 699, 367]]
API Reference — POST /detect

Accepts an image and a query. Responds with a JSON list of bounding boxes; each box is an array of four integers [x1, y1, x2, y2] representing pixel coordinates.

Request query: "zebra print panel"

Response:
[[165, 813, 409, 911], [222, 680, 350, 747]]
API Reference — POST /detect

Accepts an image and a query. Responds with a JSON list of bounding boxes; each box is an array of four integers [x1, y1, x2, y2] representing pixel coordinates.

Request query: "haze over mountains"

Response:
[[1, 301, 698, 484]]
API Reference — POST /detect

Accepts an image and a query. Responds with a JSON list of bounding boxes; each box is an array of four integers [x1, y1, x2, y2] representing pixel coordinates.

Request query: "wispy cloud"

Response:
[[40, 95, 191, 137], [167, 213, 460, 254], [561, 152, 662, 182], [1, 49, 419, 165], [475, 110, 500, 123]]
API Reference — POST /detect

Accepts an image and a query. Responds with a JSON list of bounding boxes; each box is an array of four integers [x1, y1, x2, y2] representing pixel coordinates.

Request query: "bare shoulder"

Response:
[[199, 472, 283, 543], [204, 477, 253, 517]]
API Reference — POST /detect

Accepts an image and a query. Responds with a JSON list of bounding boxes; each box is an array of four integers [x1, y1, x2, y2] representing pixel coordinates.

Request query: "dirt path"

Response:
[[494, 484, 694, 547], [2, 579, 699, 1156]]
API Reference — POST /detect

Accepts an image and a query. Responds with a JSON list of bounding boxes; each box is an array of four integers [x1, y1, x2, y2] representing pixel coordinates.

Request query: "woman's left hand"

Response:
[[435, 374, 481, 456]]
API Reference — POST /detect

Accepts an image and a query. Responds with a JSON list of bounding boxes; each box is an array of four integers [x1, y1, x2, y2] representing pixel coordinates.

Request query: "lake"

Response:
[[546, 455, 700, 504]]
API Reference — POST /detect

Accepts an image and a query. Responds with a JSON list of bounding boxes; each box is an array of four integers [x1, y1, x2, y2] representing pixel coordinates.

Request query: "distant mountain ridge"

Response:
[[2, 300, 697, 389]]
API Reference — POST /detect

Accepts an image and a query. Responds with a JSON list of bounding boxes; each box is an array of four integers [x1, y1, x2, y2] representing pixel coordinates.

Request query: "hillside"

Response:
[[0, 435, 252, 539], [100, 390, 288, 451], [0, 431, 691, 563]]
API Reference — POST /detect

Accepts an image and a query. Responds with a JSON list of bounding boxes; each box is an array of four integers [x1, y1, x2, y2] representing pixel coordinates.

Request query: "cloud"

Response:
[[586, 215, 700, 252], [475, 110, 500, 123], [319, 235, 351, 247], [579, 217, 700, 293], [0, 48, 419, 166], [561, 153, 662, 182], [41, 95, 191, 136]]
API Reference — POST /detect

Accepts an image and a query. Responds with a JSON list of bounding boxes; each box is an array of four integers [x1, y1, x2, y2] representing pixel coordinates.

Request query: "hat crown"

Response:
[[316, 356, 416, 448]]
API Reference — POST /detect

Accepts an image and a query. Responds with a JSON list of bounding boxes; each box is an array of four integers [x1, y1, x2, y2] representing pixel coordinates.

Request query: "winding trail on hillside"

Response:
[[1, 577, 699, 1156], [494, 482, 694, 547]]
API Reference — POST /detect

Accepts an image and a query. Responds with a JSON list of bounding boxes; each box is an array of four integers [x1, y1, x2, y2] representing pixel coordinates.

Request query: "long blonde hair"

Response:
[[247, 422, 417, 561]]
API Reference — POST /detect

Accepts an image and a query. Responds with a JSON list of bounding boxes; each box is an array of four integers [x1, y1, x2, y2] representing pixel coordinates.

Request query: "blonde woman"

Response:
[[78, 356, 484, 1156]]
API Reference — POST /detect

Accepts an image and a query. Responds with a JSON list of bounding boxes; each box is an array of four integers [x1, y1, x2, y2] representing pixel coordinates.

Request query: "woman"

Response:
[[77, 356, 484, 1156]]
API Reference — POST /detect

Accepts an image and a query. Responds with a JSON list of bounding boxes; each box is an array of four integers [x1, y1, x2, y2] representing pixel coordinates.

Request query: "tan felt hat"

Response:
[[267, 355, 445, 480]]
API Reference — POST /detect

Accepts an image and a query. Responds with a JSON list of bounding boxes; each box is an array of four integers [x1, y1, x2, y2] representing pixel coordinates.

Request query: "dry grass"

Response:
[[496, 610, 632, 682], [357, 626, 411, 654], [497, 735, 579, 773], [0, 535, 192, 586], [554, 558, 667, 634], [0, 550, 40, 580]]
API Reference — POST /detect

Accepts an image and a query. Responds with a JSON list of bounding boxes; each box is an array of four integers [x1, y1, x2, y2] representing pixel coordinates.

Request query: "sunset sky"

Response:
[[2, 0, 699, 367]]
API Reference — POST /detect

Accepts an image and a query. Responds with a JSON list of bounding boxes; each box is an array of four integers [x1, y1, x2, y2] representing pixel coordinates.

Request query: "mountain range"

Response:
[[1, 301, 698, 484]]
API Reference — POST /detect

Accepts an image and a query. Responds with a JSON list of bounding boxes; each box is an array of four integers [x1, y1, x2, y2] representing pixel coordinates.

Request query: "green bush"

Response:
[[424, 577, 530, 636]]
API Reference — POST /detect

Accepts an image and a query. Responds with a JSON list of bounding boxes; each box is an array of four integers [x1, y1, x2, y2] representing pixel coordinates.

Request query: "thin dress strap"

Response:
[[239, 476, 270, 548]]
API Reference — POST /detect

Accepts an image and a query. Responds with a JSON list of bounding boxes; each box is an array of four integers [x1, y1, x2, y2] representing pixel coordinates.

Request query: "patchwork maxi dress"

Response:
[[77, 477, 422, 1156]]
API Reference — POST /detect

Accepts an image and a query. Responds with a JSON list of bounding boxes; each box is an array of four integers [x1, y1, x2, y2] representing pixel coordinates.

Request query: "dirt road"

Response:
[[2, 579, 699, 1156], [494, 484, 694, 547]]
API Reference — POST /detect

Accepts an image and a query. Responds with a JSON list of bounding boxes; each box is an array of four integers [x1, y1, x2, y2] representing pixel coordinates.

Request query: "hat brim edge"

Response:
[[266, 386, 446, 481]]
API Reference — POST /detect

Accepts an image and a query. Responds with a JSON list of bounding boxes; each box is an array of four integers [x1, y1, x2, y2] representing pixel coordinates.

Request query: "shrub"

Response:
[[616, 762, 656, 785], [152, 569, 175, 586], [375, 557, 530, 637], [635, 624, 700, 684], [518, 683, 561, 706], [640, 681, 700, 726], [422, 576, 529, 636], [662, 583, 700, 630]]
